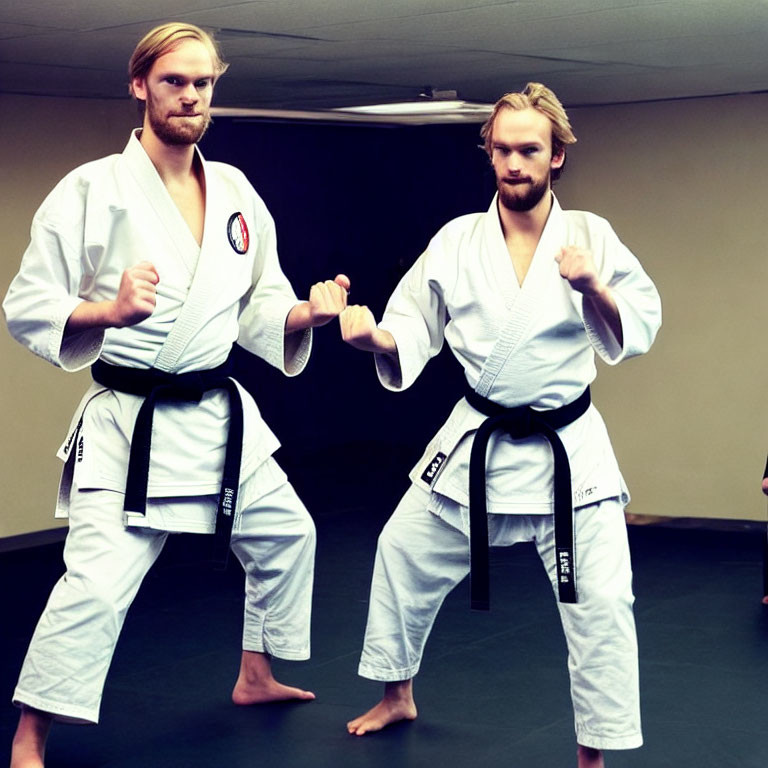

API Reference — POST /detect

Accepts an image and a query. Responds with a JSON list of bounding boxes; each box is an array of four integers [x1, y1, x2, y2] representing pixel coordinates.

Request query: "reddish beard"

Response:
[[497, 174, 550, 212], [144, 90, 211, 146]]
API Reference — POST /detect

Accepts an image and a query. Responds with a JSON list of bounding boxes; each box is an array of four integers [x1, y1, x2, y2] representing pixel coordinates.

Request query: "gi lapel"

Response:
[[474, 194, 567, 399], [151, 155, 225, 371], [122, 131, 201, 278], [123, 134, 238, 372]]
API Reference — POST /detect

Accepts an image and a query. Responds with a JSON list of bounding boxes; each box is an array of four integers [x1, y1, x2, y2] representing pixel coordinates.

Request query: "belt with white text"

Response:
[[465, 386, 591, 610], [91, 357, 242, 567]]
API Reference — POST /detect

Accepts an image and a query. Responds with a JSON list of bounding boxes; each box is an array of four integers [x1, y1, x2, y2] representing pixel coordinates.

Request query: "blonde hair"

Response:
[[128, 22, 228, 91], [480, 83, 577, 179]]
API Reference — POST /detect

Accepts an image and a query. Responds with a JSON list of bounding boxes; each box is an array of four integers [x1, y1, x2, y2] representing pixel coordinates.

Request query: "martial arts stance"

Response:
[[340, 83, 661, 768], [4, 23, 348, 768]]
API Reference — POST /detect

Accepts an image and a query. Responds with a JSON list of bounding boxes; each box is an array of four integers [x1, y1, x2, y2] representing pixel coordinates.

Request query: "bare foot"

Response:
[[11, 707, 53, 768], [577, 745, 604, 768], [231, 650, 315, 705], [347, 680, 417, 736]]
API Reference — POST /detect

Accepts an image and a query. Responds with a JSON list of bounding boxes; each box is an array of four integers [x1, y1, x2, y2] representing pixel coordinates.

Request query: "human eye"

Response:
[[195, 78, 212, 90], [493, 145, 510, 156], [164, 76, 182, 86], [522, 146, 539, 156]]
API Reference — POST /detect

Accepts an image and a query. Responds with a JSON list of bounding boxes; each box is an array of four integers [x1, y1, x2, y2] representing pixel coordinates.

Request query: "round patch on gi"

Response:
[[227, 212, 250, 254]]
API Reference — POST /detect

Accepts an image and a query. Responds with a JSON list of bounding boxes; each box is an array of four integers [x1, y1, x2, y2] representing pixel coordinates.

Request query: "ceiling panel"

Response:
[[0, 0, 766, 111], [0, 1, 274, 30]]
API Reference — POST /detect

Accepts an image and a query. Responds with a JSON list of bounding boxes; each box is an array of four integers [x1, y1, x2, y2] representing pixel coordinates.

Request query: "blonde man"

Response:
[[341, 83, 661, 767], [5, 23, 348, 768]]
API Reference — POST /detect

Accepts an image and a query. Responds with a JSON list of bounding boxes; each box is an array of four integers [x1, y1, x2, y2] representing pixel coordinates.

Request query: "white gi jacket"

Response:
[[375, 194, 661, 520], [3, 131, 311, 532]]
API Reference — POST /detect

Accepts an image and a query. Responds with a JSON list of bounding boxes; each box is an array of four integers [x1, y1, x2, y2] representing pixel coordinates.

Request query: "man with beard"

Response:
[[5, 23, 349, 768], [340, 83, 661, 768]]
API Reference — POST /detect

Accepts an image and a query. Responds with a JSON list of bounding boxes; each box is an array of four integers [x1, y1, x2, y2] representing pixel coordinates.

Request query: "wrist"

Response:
[[102, 300, 122, 328], [65, 299, 117, 337], [372, 328, 397, 357], [582, 281, 609, 300], [285, 301, 313, 334]]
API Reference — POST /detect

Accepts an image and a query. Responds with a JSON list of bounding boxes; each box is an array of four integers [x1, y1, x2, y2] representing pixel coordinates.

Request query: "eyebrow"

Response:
[[492, 140, 543, 150], [157, 71, 215, 82]]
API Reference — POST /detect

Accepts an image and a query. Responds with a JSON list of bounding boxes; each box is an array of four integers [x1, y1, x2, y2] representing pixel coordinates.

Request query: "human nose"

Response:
[[507, 151, 522, 175], [180, 83, 199, 103]]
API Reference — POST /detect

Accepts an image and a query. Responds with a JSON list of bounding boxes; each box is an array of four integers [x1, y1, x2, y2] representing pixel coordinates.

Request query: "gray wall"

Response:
[[558, 94, 767, 522], [1, 91, 766, 540]]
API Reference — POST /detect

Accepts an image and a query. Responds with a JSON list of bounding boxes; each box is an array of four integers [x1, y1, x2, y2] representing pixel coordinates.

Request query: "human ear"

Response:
[[551, 148, 565, 170], [131, 77, 147, 101]]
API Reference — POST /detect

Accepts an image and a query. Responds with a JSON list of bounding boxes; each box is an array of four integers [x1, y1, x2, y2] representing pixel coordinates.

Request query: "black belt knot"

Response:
[[91, 358, 244, 566], [465, 386, 591, 611], [500, 410, 534, 440]]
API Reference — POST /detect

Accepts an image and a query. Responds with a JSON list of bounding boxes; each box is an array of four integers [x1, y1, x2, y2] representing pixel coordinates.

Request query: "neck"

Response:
[[497, 189, 553, 241], [138, 126, 197, 183]]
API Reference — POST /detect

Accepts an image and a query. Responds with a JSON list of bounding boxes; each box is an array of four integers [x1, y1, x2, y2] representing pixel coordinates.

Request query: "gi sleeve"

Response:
[[376, 243, 448, 391], [581, 218, 661, 365], [237, 197, 312, 376], [3, 181, 104, 372]]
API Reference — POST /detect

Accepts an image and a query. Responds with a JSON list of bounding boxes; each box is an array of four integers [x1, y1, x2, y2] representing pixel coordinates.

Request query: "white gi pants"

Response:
[[358, 485, 642, 751], [13, 458, 315, 725]]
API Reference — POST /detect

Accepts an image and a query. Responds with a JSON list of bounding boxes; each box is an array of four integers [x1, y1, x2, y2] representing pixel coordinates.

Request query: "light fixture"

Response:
[[330, 85, 492, 121], [418, 86, 458, 99], [210, 86, 493, 125], [331, 100, 492, 117]]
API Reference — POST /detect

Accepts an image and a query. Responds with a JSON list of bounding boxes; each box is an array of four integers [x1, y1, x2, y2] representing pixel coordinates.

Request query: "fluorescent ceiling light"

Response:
[[333, 100, 492, 117], [211, 99, 493, 125]]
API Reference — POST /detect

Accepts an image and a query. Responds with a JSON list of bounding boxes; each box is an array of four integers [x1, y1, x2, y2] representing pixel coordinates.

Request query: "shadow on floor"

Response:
[[2, 444, 767, 768]]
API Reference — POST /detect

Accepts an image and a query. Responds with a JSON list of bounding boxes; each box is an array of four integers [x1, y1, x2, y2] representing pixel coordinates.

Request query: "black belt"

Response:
[[466, 386, 591, 610], [91, 358, 244, 565]]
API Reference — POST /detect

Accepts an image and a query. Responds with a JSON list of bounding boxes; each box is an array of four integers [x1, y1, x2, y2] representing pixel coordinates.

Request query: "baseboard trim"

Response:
[[626, 514, 765, 532], [0, 527, 68, 553]]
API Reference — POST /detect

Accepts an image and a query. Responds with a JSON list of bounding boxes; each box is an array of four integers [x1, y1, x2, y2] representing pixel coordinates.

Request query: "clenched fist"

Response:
[[285, 274, 351, 333], [340, 304, 397, 356], [555, 246, 602, 296], [63, 261, 159, 337], [306, 274, 350, 327], [111, 261, 160, 327], [556, 246, 623, 345]]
